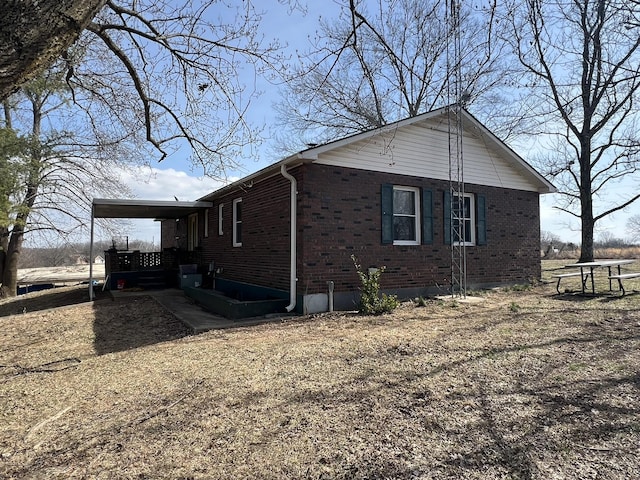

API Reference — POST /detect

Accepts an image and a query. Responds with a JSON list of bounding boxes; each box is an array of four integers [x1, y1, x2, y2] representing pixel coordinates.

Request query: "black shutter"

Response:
[[443, 190, 451, 245], [476, 194, 487, 245], [381, 184, 393, 244], [421, 188, 433, 244]]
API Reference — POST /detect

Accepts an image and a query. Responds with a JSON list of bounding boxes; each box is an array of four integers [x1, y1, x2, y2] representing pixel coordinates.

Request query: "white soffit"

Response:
[[92, 198, 213, 219]]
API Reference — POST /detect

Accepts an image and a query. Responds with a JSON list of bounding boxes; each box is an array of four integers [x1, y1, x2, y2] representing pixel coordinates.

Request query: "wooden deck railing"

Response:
[[105, 249, 202, 274], [105, 251, 162, 273]]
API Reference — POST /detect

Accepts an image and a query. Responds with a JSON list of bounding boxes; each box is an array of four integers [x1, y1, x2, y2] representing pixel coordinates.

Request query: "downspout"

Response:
[[89, 205, 95, 301], [280, 164, 297, 312]]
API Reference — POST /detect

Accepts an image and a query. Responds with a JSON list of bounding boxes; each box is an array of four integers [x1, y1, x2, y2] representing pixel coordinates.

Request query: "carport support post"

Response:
[[89, 206, 95, 301]]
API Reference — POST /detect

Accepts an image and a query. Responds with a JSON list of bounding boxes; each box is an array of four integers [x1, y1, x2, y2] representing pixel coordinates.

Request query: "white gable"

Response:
[[309, 113, 551, 193]]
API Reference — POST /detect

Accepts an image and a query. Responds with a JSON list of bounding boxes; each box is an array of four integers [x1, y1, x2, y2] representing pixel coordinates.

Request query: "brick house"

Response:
[[161, 107, 555, 313]]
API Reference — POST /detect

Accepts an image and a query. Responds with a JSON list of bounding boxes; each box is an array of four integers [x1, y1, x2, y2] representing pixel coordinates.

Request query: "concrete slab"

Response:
[[434, 295, 485, 304], [137, 289, 295, 333]]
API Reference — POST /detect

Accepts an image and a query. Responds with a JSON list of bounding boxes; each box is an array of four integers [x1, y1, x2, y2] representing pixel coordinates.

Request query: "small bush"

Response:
[[351, 255, 399, 315]]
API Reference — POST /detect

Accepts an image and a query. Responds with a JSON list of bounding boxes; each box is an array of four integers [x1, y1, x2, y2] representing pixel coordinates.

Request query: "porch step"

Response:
[[109, 269, 175, 290], [138, 273, 168, 290], [138, 281, 166, 290]]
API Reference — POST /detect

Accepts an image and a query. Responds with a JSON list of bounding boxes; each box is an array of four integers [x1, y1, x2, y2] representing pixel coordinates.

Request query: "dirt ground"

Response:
[[0, 265, 639, 479]]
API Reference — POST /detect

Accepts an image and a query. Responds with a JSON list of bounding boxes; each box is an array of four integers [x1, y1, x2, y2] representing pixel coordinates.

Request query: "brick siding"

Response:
[[298, 164, 541, 295], [176, 162, 541, 301], [198, 173, 293, 291]]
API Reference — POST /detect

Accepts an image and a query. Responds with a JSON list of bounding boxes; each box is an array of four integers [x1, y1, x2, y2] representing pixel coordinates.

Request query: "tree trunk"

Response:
[[0, 249, 5, 294], [580, 207, 594, 263], [0, 228, 23, 298], [0, 0, 107, 101], [579, 140, 594, 263]]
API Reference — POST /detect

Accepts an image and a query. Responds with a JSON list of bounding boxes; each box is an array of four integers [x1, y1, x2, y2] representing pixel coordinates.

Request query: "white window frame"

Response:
[[232, 198, 242, 247], [393, 186, 421, 246], [218, 203, 224, 236], [187, 213, 198, 251], [452, 193, 476, 246]]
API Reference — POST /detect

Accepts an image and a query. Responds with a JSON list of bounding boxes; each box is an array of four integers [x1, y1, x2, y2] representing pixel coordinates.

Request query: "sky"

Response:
[[105, 1, 338, 245], [108, 0, 640, 247]]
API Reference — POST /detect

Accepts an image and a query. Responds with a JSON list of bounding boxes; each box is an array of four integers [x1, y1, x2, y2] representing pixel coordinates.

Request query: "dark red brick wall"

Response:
[[194, 163, 541, 299], [160, 218, 187, 250], [198, 173, 293, 290], [298, 164, 541, 295]]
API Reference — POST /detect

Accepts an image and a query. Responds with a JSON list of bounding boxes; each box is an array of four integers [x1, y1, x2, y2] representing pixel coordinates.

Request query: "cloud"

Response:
[[99, 166, 234, 244], [123, 166, 226, 201]]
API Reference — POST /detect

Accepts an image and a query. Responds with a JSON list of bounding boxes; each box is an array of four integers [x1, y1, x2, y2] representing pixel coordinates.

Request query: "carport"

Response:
[[89, 198, 213, 300]]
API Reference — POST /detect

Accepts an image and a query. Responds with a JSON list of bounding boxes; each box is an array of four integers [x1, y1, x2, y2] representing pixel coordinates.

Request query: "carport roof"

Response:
[[92, 198, 213, 219]]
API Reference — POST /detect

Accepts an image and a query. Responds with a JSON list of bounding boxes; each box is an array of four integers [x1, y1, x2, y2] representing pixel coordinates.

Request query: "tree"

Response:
[[594, 230, 628, 248], [0, 65, 131, 298], [540, 230, 564, 257], [0, 0, 107, 100], [4, 1, 288, 177], [70, 0, 287, 177], [504, 0, 640, 262], [627, 214, 640, 242], [0, 1, 292, 296], [275, 0, 506, 151]]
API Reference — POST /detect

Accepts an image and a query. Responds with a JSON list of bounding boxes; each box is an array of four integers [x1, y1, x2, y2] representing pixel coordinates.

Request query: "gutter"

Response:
[[280, 164, 297, 312]]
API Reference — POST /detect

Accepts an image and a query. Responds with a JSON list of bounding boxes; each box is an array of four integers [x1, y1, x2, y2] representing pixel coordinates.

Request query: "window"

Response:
[[233, 198, 242, 247], [381, 185, 432, 245], [204, 209, 209, 238], [218, 203, 224, 236], [444, 191, 487, 246], [451, 193, 475, 245], [187, 213, 198, 251], [392, 186, 420, 245]]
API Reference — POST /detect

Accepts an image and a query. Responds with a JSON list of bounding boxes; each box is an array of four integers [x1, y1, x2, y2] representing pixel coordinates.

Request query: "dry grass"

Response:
[[1, 264, 639, 479], [543, 246, 640, 261]]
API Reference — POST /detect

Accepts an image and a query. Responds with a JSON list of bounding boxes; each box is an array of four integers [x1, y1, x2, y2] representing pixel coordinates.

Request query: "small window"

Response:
[[233, 198, 242, 247], [451, 193, 475, 246], [204, 209, 209, 238], [187, 213, 198, 251], [392, 186, 420, 245], [218, 203, 224, 236]]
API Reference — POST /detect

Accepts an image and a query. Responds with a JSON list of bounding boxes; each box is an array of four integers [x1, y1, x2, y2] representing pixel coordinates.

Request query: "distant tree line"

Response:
[[541, 228, 639, 259], [18, 239, 156, 268]]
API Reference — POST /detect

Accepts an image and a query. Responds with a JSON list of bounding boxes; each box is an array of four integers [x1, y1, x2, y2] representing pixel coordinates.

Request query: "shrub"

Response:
[[351, 255, 399, 315]]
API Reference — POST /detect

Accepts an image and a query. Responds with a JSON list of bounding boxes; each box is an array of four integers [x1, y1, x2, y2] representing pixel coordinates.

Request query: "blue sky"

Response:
[[113, 1, 640, 246]]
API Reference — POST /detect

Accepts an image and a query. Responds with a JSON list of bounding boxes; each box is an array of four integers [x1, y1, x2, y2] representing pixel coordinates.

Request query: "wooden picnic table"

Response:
[[565, 259, 635, 295]]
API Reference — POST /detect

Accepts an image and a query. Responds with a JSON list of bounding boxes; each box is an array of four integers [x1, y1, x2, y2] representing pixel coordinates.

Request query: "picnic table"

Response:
[[564, 259, 636, 295]]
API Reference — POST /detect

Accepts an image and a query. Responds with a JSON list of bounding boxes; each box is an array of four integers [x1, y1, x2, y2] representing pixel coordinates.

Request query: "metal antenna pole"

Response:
[[447, 0, 467, 298]]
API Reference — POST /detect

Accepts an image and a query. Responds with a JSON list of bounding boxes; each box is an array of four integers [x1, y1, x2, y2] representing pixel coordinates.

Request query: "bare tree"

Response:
[[71, 0, 287, 177], [504, 0, 640, 262], [0, 1, 296, 296], [3, 1, 289, 177], [275, 0, 506, 151], [0, 65, 131, 297], [627, 214, 640, 242]]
